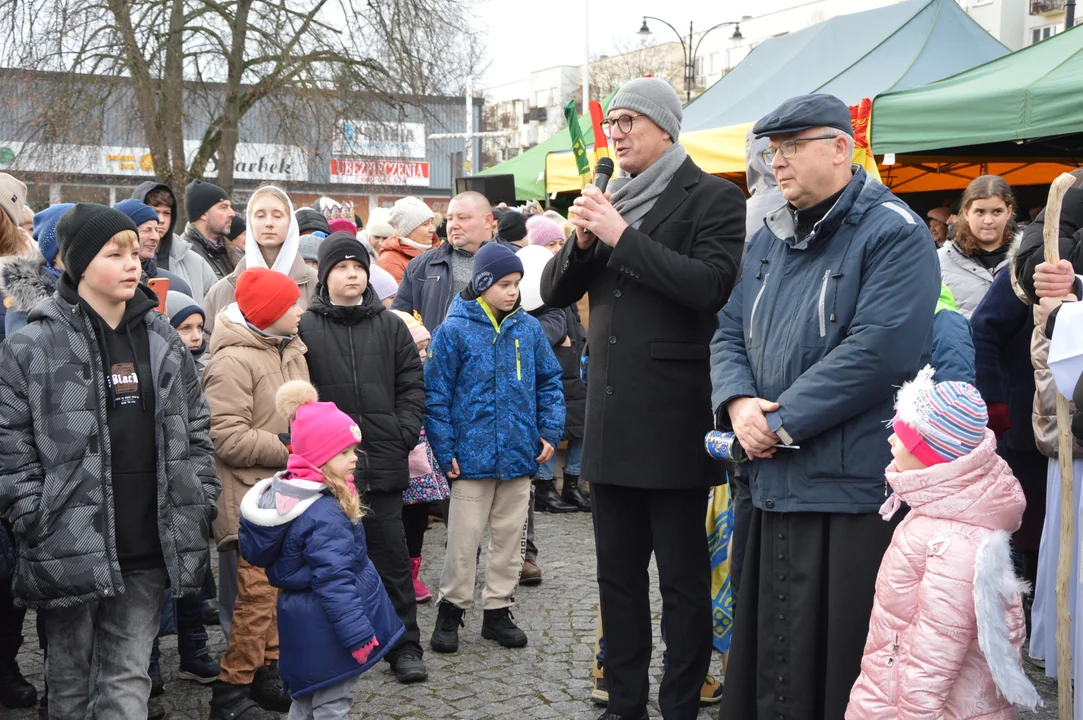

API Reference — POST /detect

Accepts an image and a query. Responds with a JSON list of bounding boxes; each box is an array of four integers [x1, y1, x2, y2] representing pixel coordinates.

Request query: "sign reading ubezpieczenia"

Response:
[[333, 120, 427, 159], [329, 158, 431, 186]]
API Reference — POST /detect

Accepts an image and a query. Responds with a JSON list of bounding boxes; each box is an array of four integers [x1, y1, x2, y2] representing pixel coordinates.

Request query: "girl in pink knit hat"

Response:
[[238, 381, 405, 719], [846, 366, 1039, 719]]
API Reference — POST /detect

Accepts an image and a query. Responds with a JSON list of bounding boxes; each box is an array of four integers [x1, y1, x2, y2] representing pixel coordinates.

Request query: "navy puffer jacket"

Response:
[[239, 479, 404, 697]]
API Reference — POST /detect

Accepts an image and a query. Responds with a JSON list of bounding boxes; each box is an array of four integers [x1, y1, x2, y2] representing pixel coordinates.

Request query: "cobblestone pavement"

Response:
[[13, 509, 1059, 719]]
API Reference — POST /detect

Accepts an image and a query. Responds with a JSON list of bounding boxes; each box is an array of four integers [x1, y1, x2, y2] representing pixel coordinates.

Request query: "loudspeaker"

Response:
[[455, 174, 517, 206]]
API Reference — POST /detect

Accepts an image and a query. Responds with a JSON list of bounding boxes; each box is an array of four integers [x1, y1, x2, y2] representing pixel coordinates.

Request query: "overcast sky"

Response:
[[474, 0, 839, 87]]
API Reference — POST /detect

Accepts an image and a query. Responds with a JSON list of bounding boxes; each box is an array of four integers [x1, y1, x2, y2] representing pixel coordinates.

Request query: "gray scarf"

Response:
[[608, 143, 688, 230]]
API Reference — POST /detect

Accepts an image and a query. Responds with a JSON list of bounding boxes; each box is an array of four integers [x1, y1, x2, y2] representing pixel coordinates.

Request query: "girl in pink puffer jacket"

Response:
[[847, 367, 1040, 719]]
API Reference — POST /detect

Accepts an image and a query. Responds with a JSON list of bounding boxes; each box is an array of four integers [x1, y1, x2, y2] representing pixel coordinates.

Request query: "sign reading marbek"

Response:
[[0, 141, 308, 182], [334, 121, 427, 160]]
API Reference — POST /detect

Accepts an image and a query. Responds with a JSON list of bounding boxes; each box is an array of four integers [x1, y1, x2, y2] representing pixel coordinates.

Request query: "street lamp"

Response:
[[638, 16, 744, 101]]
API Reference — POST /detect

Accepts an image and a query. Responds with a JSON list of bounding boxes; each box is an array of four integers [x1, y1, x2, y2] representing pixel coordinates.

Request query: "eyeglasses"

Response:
[[600, 114, 643, 138], [761, 135, 838, 165]]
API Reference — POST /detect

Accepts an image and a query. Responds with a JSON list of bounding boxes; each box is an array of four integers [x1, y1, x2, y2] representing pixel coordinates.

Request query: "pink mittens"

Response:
[[351, 637, 380, 664]]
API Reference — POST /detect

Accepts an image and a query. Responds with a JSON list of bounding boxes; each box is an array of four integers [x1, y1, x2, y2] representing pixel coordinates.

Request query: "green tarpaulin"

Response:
[[872, 24, 1083, 154], [476, 114, 597, 201]]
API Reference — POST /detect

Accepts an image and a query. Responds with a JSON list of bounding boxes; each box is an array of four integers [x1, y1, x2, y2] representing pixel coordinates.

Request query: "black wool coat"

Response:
[[541, 156, 745, 490], [299, 287, 426, 494]]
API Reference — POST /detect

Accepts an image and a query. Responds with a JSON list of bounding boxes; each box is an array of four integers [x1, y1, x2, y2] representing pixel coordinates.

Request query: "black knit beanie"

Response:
[[317, 231, 371, 287], [497, 211, 527, 243], [56, 204, 139, 285], [185, 180, 230, 223]]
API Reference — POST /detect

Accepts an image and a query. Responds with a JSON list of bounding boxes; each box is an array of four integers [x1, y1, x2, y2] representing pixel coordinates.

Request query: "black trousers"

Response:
[[402, 502, 429, 559], [720, 508, 898, 720], [362, 490, 422, 661], [592, 484, 712, 720]]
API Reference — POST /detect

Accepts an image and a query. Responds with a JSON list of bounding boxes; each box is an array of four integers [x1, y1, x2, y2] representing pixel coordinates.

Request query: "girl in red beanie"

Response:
[[202, 267, 309, 719]]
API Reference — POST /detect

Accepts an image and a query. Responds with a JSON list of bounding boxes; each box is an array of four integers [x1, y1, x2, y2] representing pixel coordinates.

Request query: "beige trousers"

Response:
[[438, 476, 531, 610]]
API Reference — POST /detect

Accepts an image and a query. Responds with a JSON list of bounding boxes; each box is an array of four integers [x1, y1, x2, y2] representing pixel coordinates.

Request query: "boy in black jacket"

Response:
[[0, 204, 219, 719], [297, 231, 428, 684]]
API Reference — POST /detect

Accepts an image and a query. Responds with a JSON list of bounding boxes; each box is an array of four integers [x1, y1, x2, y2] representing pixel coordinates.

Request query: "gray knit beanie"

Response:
[[608, 78, 683, 142]]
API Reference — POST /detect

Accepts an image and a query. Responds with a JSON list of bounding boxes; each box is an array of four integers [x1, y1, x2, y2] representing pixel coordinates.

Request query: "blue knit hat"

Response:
[[472, 242, 523, 293], [32, 203, 74, 264], [893, 366, 988, 465], [114, 198, 160, 228]]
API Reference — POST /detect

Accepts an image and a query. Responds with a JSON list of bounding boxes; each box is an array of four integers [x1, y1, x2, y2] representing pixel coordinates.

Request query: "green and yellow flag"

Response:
[[564, 101, 592, 188]]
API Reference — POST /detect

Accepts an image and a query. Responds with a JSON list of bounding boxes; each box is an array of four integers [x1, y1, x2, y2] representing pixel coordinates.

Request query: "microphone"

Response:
[[592, 157, 615, 194]]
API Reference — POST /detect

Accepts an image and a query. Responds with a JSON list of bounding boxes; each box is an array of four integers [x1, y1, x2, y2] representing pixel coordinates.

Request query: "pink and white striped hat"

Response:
[[892, 365, 987, 466]]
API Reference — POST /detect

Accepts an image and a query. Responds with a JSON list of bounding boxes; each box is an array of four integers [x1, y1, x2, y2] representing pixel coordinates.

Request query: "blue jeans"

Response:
[[42, 568, 167, 719], [536, 437, 583, 480]]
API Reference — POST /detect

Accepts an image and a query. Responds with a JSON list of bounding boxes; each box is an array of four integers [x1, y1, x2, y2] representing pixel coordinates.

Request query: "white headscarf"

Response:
[[245, 186, 300, 276]]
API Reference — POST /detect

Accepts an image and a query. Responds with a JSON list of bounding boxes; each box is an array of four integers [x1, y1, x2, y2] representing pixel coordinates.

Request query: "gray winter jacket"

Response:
[[130, 181, 219, 302], [0, 279, 220, 609], [938, 242, 1007, 319], [167, 234, 219, 303]]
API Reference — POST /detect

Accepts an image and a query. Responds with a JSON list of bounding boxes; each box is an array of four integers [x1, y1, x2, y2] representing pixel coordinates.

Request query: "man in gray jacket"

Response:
[[710, 94, 938, 720], [132, 182, 221, 302]]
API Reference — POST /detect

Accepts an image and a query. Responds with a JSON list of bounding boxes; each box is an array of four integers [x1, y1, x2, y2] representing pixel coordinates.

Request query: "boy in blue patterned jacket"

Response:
[[424, 242, 564, 653]]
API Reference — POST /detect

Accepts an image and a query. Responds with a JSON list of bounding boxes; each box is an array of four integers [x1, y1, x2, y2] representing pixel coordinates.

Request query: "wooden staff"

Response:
[[1045, 171, 1078, 720]]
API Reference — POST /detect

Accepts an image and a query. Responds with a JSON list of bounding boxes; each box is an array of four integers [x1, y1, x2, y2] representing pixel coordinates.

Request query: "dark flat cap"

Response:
[[753, 93, 853, 139]]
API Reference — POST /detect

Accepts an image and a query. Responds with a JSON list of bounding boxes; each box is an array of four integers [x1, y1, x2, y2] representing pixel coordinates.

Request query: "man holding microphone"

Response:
[[541, 77, 745, 720]]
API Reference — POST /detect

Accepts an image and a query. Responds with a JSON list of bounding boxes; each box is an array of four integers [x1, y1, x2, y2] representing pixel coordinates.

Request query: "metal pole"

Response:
[[582, 0, 590, 113], [1068, 0, 1076, 31], [464, 73, 473, 176], [686, 21, 694, 102]]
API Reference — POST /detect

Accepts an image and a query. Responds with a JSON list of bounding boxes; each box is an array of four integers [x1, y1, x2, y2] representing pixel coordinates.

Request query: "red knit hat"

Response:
[[235, 267, 300, 330]]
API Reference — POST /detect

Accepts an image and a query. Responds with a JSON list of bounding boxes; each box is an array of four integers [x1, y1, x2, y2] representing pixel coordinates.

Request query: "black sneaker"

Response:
[[392, 652, 428, 684], [0, 659, 37, 708], [430, 601, 465, 653], [481, 607, 528, 648], [596, 711, 649, 720], [209, 681, 278, 720], [250, 661, 291, 713]]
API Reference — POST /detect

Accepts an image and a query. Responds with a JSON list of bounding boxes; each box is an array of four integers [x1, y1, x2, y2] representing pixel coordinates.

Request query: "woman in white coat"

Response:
[[939, 175, 1015, 318]]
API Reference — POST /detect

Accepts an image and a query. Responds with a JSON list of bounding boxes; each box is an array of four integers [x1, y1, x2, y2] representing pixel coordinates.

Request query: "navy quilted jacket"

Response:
[[239, 479, 405, 698], [424, 294, 565, 480]]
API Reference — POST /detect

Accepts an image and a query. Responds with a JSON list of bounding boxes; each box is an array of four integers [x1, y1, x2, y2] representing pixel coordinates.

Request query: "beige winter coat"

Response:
[[202, 304, 309, 550]]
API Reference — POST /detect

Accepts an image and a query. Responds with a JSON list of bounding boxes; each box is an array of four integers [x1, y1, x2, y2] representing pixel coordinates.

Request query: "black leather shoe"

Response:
[[534, 480, 577, 513], [392, 652, 428, 684], [560, 473, 591, 511]]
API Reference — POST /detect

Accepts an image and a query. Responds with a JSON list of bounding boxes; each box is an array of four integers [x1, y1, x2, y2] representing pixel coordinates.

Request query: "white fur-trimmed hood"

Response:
[[240, 476, 325, 527]]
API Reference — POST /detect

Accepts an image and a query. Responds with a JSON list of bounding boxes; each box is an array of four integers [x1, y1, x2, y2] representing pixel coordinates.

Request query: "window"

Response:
[[708, 52, 720, 74], [1032, 24, 1058, 44]]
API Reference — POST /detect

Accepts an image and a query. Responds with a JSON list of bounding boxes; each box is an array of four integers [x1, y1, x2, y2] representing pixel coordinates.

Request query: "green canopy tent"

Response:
[[871, 24, 1083, 191], [475, 113, 598, 201]]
